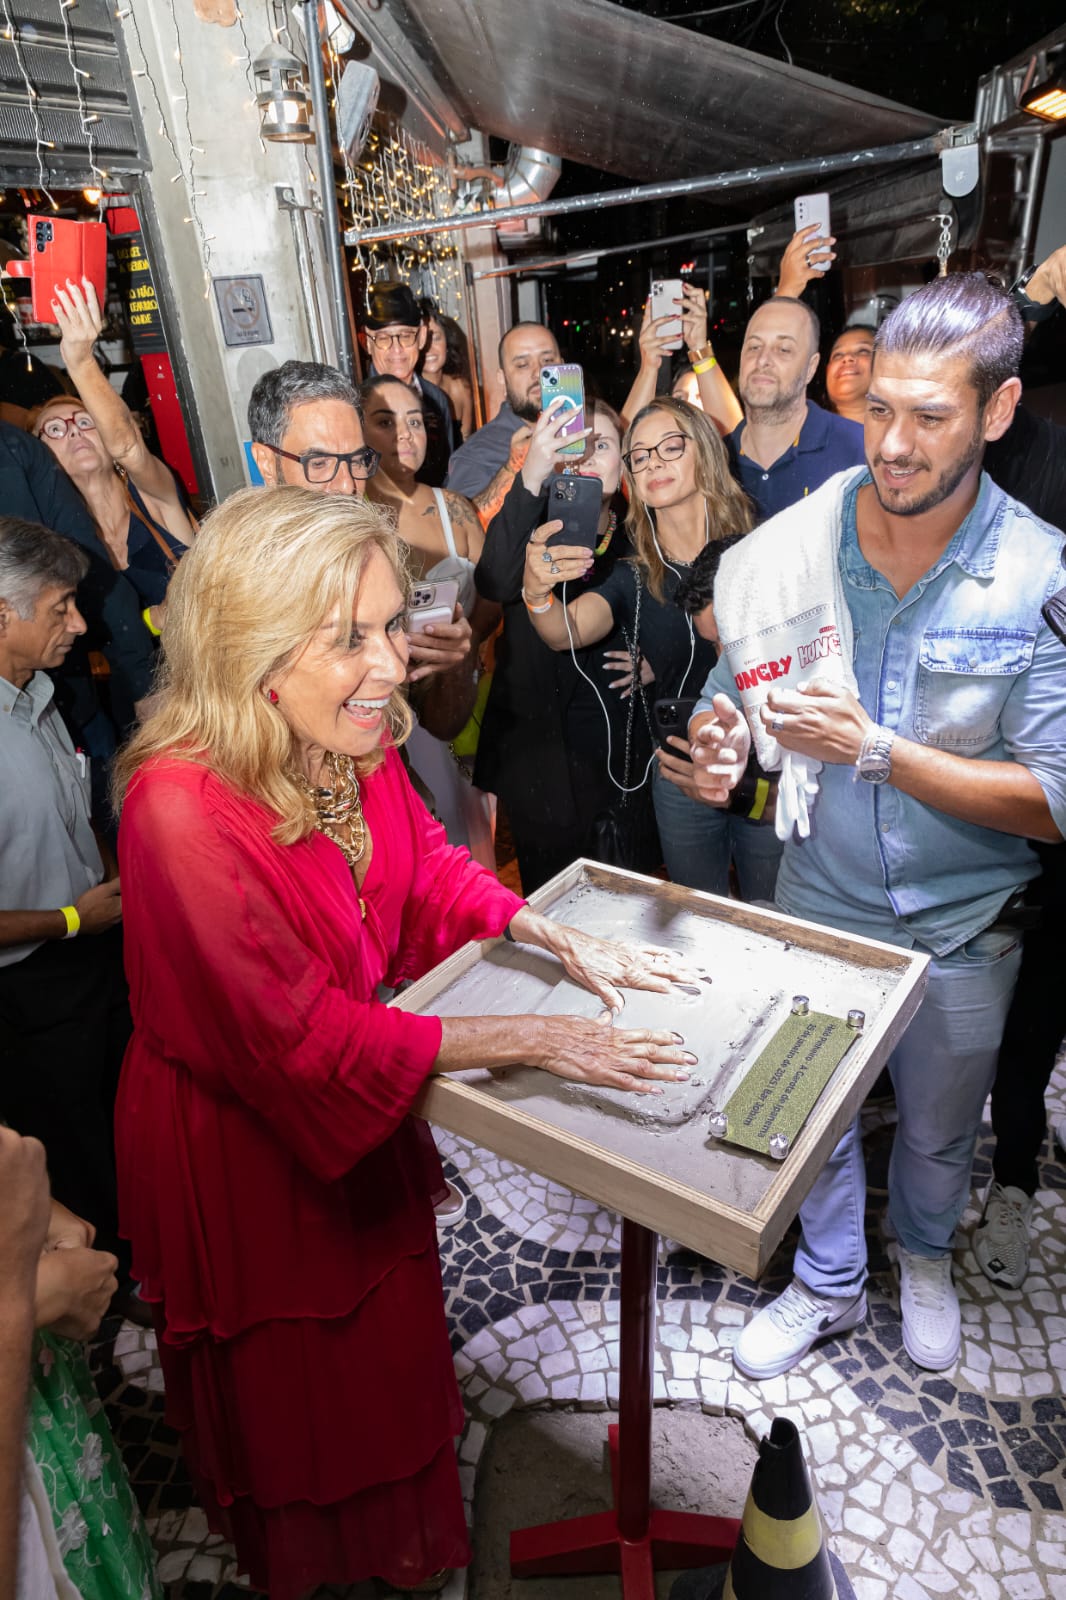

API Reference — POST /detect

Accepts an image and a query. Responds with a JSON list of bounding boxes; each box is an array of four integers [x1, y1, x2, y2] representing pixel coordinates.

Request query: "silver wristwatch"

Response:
[[856, 724, 895, 784]]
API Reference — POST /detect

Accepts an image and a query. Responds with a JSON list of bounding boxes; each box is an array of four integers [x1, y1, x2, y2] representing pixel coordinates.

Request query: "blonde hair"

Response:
[[113, 484, 412, 843], [622, 397, 753, 600]]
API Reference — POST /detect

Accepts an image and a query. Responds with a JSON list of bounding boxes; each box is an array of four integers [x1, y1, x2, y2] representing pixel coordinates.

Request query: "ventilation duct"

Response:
[[494, 145, 562, 243], [452, 143, 563, 245]]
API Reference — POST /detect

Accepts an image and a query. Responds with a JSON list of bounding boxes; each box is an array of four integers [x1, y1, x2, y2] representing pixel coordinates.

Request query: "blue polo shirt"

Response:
[[727, 400, 865, 523]]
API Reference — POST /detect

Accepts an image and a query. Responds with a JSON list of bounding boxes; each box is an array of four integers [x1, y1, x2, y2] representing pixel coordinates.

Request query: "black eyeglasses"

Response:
[[622, 433, 689, 472], [261, 442, 380, 485]]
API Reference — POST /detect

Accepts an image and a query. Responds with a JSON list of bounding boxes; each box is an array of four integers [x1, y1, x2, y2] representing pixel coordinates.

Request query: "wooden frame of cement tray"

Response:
[[394, 861, 928, 1278]]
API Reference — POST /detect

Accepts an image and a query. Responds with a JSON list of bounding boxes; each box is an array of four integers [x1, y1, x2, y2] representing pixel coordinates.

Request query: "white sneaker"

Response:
[[898, 1247, 960, 1370], [973, 1182, 1034, 1289], [434, 1181, 468, 1228], [733, 1277, 867, 1380]]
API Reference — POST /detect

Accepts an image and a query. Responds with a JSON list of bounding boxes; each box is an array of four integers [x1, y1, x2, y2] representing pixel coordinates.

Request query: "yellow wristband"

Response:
[[747, 777, 770, 821], [142, 606, 161, 638], [60, 904, 80, 939], [691, 357, 718, 376]]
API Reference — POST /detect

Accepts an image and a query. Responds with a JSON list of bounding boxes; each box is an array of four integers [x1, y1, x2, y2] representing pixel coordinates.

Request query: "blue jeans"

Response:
[[793, 925, 1023, 1298], [652, 764, 784, 902]]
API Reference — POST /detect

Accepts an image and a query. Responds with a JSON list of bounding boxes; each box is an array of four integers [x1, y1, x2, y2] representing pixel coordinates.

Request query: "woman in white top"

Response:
[[362, 375, 499, 871]]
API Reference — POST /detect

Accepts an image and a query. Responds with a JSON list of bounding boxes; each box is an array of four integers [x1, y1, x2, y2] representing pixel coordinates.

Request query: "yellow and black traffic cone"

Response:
[[670, 1416, 855, 1600]]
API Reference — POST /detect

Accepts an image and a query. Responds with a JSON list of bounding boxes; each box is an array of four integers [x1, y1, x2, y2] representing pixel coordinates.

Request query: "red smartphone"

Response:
[[6, 216, 108, 325]]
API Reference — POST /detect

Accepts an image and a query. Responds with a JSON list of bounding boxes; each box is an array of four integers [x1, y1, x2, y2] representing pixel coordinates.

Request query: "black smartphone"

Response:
[[653, 696, 700, 761], [545, 473, 602, 550]]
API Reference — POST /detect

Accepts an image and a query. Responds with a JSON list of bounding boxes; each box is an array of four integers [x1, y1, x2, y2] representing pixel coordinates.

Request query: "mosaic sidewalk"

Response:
[[91, 1059, 1066, 1600]]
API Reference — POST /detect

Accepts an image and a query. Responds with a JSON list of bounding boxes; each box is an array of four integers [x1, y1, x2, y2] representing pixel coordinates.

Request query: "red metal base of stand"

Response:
[[510, 1222, 740, 1597]]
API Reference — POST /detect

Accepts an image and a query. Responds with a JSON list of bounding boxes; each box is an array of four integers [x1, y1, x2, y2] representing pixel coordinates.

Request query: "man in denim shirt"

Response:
[[690, 275, 1066, 1375]]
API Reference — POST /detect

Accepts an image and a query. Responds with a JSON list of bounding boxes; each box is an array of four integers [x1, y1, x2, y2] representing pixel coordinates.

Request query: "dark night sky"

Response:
[[525, 0, 1063, 401], [614, 0, 1063, 118]]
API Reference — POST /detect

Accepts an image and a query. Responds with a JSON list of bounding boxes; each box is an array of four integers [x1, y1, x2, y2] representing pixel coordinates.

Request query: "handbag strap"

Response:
[[120, 474, 188, 573], [618, 561, 655, 800]]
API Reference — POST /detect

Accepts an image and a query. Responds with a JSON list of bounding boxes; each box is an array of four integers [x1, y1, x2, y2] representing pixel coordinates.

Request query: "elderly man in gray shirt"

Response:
[[0, 515, 134, 1307]]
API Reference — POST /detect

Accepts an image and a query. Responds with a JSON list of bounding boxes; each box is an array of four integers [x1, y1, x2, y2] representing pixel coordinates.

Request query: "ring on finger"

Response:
[[770, 712, 785, 734], [549, 560, 560, 575], [541, 550, 553, 563]]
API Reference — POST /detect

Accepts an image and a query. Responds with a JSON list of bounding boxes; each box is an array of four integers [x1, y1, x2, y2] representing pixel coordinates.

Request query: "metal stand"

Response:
[[510, 1220, 739, 1597]]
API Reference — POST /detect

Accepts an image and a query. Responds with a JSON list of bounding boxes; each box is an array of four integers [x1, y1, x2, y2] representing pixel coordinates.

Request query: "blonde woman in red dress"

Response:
[[112, 485, 696, 1597]]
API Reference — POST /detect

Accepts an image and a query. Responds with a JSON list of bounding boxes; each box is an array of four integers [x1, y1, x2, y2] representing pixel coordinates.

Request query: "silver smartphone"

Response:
[[794, 192, 831, 241], [650, 278, 684, 350]]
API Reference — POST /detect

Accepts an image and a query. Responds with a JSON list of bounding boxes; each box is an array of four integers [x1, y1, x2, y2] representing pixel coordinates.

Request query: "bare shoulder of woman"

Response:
[[443, 490, 482, 556]]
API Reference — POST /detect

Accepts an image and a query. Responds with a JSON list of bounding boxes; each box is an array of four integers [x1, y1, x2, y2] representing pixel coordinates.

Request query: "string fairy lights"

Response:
[[55, 0, 110, 200], [123, 0, 216, 299], [345, 120, 464, 311], [0, 0, 59, 207]]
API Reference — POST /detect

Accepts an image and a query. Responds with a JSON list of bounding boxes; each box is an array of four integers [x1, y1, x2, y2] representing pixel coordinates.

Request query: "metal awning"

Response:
[[383, 0, 942, 189]]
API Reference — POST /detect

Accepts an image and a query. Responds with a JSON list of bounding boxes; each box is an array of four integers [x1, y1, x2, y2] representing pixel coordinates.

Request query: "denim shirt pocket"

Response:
[[914, 627, 1036, 752]]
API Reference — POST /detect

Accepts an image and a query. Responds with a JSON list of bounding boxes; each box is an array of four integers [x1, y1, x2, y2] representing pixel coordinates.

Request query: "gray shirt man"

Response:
[[0, 669, 102, 968]]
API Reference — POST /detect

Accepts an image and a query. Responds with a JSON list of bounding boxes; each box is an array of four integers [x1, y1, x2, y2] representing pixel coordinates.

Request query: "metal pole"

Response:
[[463, 260, 486, 431], [345, 134, 945, 249], [303, 0, 356, 380], [472, 221, 752, 280]]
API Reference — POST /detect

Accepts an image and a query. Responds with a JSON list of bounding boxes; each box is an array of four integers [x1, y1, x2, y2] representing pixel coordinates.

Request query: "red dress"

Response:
[[115, 750, 523, 1595]]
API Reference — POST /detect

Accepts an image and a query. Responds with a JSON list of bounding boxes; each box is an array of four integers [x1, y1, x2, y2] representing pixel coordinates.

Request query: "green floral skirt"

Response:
[[27, 1331, 162, 1600]]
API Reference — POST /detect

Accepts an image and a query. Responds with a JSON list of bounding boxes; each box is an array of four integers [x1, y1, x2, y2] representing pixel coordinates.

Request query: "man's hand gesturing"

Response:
[[689, 695, 752, 803]]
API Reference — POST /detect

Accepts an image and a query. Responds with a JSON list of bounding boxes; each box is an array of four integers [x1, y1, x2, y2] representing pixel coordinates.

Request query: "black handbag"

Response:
[[587, 565, 659, 871]]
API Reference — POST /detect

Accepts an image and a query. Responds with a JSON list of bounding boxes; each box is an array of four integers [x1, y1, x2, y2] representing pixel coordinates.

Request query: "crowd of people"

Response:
[[1, 225, 1065, 1598]]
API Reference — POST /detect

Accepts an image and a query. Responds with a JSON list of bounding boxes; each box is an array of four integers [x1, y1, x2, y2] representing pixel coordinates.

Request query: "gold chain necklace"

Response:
[[298, 752, 367, 871]]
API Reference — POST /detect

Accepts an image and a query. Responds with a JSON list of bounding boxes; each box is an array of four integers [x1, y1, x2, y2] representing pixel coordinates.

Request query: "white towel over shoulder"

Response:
[[714, 467, 865, 841]]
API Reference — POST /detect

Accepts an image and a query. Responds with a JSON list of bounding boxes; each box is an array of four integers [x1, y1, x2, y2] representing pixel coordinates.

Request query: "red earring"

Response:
[[267, 688, 279, 704]]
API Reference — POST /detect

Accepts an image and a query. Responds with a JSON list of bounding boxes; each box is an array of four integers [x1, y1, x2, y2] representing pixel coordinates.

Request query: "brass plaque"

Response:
[[721, 1010, 856, 1157]]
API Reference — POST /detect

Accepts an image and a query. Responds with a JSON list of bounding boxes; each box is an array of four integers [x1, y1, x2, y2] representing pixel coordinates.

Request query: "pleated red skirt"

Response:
[[154, 1242, 470, 1597]]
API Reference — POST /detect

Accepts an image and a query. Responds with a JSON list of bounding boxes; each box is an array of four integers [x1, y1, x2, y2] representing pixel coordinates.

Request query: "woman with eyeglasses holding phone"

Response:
[[33, 278, 196, 636], [523, 397, 782, 900]]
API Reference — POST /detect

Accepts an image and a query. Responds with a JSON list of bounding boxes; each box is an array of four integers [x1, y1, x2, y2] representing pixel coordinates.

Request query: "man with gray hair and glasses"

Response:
[[249, 360, 475, 737], [0, 515, 132, 1303]]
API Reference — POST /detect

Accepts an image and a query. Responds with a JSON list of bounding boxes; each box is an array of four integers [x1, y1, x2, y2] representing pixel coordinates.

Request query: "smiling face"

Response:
[[0, 581, 86, 689], [499, 324, 561, 422], [738, 299, 819, 419], [34, 399, 110, 479], [361, 380, 427, 479], [422, 318, 447, 378], [626, 409, 697, 511], [267, 544, 409, 776], [826, 327, 875, 412], [864, 349, 997, 518], [364, 319, 425, 383]]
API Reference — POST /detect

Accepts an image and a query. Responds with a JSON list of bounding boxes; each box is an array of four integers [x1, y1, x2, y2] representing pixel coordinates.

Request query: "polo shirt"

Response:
[[727, 400, 865, 523], [0, 669, 102, 968]]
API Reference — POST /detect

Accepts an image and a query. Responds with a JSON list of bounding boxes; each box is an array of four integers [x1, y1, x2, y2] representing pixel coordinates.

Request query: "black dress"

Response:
[[474, 478, 659, 893]]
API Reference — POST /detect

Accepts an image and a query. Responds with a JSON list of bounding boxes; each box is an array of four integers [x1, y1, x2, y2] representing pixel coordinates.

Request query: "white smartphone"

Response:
[[650, 278, 684, 350], [794, 192, 831, 242], [408, 578, 459, 633]]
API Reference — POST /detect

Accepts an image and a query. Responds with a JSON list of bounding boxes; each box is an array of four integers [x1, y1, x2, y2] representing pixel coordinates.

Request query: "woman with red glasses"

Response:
[[31, 277, 196, 636]]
